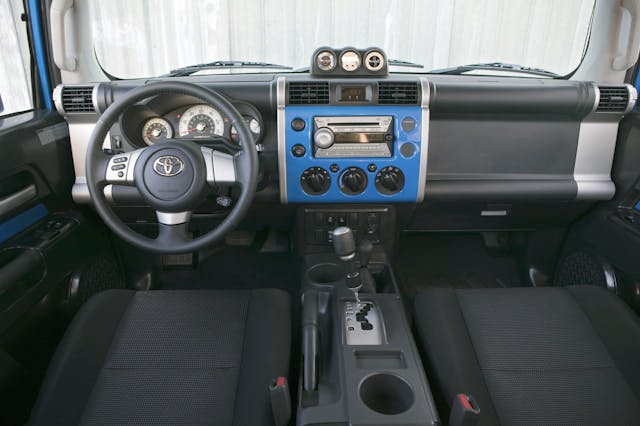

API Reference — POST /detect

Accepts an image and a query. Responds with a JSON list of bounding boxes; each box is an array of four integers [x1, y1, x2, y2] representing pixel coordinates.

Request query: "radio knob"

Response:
[[314, 128, 335, 149], [340, 167, 368, 195], [375, 167, 405, 195]]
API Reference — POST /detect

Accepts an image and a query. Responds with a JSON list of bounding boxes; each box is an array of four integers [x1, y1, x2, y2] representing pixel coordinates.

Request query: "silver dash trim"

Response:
[[276, 76, 288, 204], [417, 78, 430, 203]]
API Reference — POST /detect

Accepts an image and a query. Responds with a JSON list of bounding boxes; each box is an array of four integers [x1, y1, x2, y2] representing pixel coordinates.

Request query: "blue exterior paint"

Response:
[[634, 71, 640, 111], [0, 203, 48, 244], [28, 0, 53, 110], [284, 105, 422, 203]]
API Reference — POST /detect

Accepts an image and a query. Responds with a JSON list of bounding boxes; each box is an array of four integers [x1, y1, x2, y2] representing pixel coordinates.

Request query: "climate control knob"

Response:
[[314, 128, 335, 149], [375, 166, 405, 194], [301, 167, 331, 195], [339, 167, 368, 195]]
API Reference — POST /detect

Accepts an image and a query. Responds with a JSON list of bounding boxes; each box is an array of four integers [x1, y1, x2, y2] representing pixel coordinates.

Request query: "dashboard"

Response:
[[53, 47, 636, 231]]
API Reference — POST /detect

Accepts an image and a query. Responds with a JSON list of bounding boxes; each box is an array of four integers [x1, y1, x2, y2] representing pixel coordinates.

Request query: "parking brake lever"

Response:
[[332, 227, 362, 301], [302, 290, 319, 392]]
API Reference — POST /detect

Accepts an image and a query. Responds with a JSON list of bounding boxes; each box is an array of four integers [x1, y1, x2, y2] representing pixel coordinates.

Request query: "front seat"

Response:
[[29, 289, 291, 426], [413, 286, 640, 425]]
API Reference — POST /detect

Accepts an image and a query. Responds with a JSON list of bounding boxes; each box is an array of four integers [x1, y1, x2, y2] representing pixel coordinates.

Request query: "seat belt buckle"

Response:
[[449, 393, 480, 426], [269, 376, 291, 426]]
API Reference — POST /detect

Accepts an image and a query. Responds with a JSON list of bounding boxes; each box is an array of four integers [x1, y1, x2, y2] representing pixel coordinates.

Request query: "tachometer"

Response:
[[178, 104, 225, 138], [142, 117, 173, 145]]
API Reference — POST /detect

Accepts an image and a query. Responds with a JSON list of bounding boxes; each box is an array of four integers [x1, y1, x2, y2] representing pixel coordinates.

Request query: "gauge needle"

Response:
[[188, 123, 208, 133]]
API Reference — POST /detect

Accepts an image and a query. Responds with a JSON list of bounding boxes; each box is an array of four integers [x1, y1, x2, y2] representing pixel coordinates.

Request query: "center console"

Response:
[[292, 48, 439, 425], [297, 219, 439, 425]]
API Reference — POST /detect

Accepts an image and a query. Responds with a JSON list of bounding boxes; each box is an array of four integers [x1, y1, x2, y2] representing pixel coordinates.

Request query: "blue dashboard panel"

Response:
[[283, 105, 423, 203]]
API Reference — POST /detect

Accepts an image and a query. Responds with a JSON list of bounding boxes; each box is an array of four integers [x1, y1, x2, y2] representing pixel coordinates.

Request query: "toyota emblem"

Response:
[[153, 155, 185, 177]]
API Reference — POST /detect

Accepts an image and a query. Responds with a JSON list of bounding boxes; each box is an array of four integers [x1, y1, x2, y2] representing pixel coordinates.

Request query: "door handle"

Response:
[[0, 185, 37, 216]]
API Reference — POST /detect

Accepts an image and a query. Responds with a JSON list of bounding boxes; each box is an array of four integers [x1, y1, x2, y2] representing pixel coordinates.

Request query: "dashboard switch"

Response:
[[291, 144, 306, 157], [291, 118, 306, 131]]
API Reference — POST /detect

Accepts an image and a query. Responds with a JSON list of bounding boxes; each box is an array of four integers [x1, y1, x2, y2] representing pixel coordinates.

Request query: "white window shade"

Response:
[[89, 0, 595, 79]]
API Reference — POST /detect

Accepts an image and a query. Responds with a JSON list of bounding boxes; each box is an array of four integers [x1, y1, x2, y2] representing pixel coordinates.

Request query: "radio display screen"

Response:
[[340, 86, 367, 102], [335, 133, 385, 143]]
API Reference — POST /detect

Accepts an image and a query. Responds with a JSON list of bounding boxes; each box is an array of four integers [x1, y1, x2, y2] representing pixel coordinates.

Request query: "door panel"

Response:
[[559, 112, 640, 313], [0, 110, 119, 425]]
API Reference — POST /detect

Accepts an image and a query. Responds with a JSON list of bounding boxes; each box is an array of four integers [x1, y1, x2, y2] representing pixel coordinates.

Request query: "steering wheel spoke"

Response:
[[201, 146, 237, 186], [104, 148, 145, 186], [156, 211, 192, 245]]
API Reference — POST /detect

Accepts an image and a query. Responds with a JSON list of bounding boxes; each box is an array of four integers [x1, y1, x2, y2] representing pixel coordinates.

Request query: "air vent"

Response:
[[378, 82, 419, 105], [596, 86, 632, 113], [60, 85, 96, 113], [288, 82, 329, 104]]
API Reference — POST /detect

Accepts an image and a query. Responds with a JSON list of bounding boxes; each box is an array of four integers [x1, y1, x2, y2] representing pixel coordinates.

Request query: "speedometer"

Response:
[[178, 104, 225, 138]]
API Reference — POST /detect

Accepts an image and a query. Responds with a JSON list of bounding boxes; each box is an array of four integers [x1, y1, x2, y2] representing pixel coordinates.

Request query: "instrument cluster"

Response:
[[121, 99, 263, 148]]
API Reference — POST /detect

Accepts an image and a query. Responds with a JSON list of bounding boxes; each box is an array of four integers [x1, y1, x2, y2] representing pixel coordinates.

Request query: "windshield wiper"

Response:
[[387, 59, 424, 69], [428, 62, 559, 78], [163, 61, 292, 77]]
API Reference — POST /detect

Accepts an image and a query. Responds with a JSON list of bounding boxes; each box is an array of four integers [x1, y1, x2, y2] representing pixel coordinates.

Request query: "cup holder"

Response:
[[306, 262, 343, 285], [359, 373, 414, 415]]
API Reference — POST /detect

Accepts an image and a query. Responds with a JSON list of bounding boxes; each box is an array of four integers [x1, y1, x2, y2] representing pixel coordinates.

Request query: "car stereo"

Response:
[[313, 116, 394, 158]]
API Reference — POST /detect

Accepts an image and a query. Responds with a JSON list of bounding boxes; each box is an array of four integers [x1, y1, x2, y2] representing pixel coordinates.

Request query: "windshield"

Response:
[[89, 0, 595, 79]]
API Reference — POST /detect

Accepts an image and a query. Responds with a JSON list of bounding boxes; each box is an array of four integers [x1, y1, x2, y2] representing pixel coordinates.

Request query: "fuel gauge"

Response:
[[230, 116, 261, 144], [142, 117, 173, 145]]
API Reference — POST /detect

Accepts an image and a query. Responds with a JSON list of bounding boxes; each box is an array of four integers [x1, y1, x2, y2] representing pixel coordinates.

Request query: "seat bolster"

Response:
[[232, 288, 292, 426], [28, 290, 135, 426], [413, 288, 499, 426], [567, 285, 640, 399]]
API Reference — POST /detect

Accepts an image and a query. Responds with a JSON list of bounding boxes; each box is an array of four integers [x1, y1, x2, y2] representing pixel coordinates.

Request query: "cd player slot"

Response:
[[327, 122, 381, 127]]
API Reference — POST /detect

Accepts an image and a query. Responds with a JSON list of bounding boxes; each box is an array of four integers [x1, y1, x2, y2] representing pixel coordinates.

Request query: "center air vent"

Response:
[[596, 86, 633, 113], [288, 82, 329, 104], [378, 82, 419, 105], [59, 85, 96, 113]]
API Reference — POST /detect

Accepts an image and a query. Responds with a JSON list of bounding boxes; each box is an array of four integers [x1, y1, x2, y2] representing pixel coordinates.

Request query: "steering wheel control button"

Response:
[[367, 163, 377, 173], [400, 143, 416, 158], [291, 118, 306, 131], [401, 117, 416, 132], [339, 167, 368, 195], [301, 166, 331, 195], [330, 163, 340, 173], [291, 144, 306, 157], [117, 171, 124, 178], [111, 164, 126, 171], [113, 156, 127, 163], [375, 166, 405, 195]]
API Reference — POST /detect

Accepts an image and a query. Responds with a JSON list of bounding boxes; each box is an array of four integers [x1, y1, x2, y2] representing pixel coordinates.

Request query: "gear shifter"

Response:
[[332, 226, 362, 301]]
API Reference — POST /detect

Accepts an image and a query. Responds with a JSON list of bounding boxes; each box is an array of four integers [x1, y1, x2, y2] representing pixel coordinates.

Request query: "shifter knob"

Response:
[[332, 226, 356, 259]]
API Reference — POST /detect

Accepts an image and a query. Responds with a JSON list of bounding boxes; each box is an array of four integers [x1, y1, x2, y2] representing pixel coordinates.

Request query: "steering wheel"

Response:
[[85, 81, 258, 254]]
